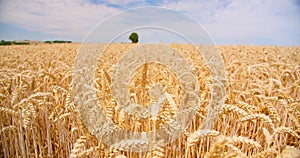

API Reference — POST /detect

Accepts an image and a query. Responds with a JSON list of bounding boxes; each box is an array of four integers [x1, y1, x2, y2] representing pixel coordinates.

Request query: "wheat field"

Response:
[[0, 43, 299, 158]]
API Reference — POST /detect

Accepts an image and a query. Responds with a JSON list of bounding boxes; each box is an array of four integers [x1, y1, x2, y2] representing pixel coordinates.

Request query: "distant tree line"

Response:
[[0, 40, 30, 45], [44, 40, 72, 44]]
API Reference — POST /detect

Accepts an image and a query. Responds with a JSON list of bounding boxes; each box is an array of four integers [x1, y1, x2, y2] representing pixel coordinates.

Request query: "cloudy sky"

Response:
[[0, 0, 299, 45]]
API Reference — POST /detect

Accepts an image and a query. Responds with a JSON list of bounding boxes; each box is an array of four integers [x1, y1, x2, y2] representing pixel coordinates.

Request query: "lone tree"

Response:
[[129, 32, 139, 43]]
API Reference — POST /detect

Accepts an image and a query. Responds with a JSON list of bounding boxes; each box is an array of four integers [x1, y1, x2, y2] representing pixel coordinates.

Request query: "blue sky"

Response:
[[0, 0, 299, 45]]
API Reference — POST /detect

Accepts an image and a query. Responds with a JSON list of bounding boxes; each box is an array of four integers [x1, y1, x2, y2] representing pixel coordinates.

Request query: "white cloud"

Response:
[[164, 0, 300, 45], [0, 0, 119, 39], [103, 0, 145, 5]]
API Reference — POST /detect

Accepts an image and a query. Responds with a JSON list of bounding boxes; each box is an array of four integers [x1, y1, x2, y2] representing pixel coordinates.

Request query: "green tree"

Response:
[[129, 32, 139, 43]]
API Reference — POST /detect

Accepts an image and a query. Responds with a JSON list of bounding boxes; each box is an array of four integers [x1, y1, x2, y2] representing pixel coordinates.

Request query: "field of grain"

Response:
[[0, 43, 299, 158]]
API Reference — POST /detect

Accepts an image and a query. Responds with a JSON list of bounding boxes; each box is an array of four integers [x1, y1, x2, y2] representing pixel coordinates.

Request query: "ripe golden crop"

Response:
[[0, 43, 299, 157]]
